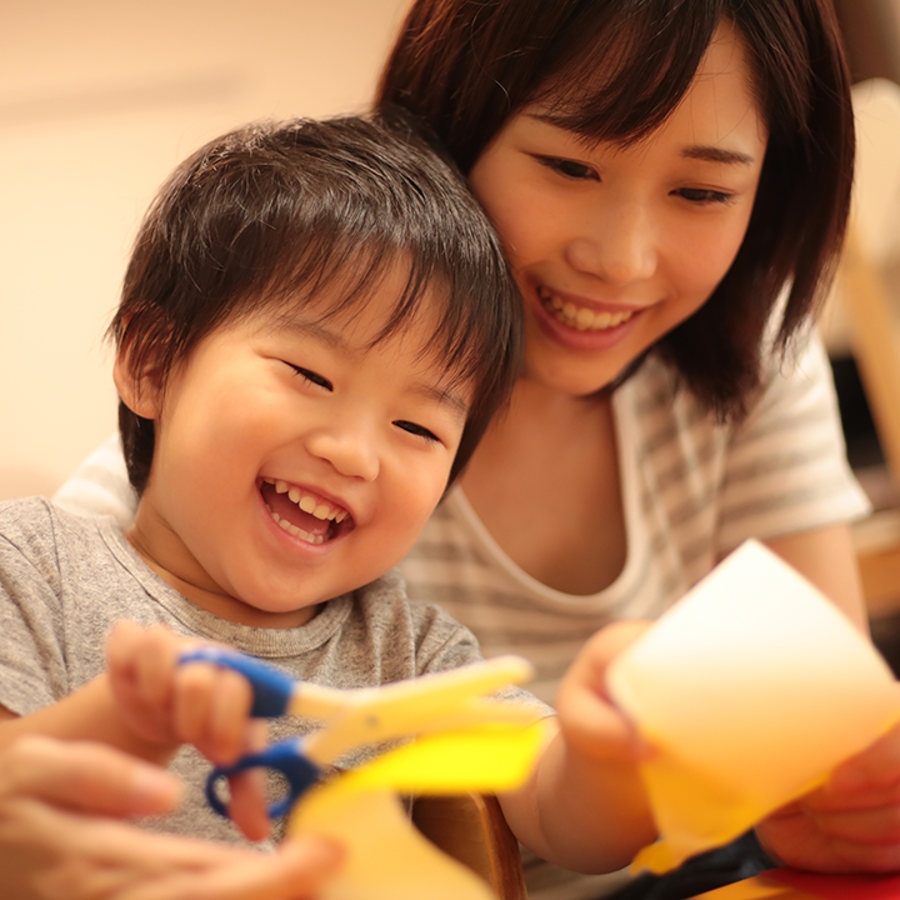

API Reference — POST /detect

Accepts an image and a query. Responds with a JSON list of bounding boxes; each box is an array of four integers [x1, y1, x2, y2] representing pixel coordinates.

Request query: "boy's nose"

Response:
[[565, 202, 656, 287], [305, 421, 380, 482]]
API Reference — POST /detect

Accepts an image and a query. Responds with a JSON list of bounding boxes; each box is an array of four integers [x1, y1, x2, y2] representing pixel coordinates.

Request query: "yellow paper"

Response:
[[343, 721, 548, 795], [607, 540, 900, 873], [286, 723, 547, 900], [290, 784, 495, 900]]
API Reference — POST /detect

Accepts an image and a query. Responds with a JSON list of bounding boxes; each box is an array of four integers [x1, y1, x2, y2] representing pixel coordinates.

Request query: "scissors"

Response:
[[178, 647, 537, 819]]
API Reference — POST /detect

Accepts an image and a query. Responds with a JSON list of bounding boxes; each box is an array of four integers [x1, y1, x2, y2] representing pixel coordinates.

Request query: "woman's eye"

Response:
[[676, 187, 733, 205], [394, 420, 440, 443], [539, 156, 597, 181], [288, 365, 332, 391]]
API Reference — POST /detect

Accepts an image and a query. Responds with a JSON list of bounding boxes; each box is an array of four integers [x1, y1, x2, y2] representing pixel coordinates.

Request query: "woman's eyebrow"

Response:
[[681, 145, 756, 166]]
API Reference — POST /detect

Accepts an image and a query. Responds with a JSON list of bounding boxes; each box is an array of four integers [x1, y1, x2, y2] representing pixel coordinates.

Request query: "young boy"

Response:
[[0, 114, 654, 875]]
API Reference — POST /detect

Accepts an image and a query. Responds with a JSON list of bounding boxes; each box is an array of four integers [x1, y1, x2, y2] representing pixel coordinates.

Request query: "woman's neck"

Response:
[[460, 379, 627, 595]]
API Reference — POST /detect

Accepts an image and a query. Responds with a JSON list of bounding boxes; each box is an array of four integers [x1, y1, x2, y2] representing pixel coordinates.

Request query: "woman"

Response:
[[55, 1, 898, 897]]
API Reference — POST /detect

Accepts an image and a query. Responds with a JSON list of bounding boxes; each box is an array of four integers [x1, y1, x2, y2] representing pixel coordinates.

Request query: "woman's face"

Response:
[[468, 20, 768, 398]]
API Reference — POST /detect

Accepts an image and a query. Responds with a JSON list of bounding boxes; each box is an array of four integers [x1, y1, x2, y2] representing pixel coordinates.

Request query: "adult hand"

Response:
[[757, 719, 900, 872], [0, 735, 342, 900]]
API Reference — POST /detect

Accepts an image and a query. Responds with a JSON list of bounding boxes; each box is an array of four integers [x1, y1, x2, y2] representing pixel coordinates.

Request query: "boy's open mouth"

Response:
[[259, 478, 352, 545]]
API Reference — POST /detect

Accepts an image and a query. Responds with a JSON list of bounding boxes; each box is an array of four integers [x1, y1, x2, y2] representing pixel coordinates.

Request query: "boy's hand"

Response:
[[105, 622, 270, 840], [554, 620, 653, 766], [756, 719, 900, 872]]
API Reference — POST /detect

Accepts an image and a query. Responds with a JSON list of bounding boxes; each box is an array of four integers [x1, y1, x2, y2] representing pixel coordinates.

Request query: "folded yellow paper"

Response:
[[287, 722, 548, 900], [607, 540, 900, 874]]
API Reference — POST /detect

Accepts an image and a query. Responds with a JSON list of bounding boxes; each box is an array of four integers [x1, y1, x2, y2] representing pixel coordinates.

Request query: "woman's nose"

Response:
[[564, 201, 656, 287], [305, 419, 380, 482]]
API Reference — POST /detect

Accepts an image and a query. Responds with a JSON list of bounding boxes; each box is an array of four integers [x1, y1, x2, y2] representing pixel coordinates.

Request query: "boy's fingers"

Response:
[[227, 767, 272, 843], [555, 621, 653, 763]]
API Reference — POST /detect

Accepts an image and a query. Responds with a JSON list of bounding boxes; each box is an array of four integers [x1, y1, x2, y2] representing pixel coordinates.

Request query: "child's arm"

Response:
[[0, 673, 173, 765], [498, 622, 658, 874], [0, 622, 253, 764], [0, 621, 270, 839]]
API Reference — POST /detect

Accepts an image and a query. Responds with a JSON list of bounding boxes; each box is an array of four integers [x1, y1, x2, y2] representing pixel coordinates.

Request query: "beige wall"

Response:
[[0, 0, 410, 498]]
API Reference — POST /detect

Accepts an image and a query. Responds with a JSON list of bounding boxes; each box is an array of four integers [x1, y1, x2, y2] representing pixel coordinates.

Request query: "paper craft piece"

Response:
[[287, 722, 548, 900], [291, 787, 494, 900], [606, 540, 900, 874]]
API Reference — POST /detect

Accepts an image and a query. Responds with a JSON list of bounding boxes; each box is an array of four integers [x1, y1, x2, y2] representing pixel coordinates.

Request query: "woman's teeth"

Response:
[[540, 290, 634, 331]]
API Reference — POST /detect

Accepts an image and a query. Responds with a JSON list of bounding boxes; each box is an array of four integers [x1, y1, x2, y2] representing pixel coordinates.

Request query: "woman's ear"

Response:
[[113, 343, 164, 420]]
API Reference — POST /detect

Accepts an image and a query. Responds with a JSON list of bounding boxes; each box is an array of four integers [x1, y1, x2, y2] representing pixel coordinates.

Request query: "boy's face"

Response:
[[122, 268, 471, 627]]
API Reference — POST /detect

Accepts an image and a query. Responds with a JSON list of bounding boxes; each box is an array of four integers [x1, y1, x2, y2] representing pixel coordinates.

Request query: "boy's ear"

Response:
[[113, 342, 165, 420]]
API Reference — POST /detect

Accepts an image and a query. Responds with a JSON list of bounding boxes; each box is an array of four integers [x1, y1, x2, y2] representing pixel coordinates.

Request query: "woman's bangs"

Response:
[[534, 6, 718, 145]]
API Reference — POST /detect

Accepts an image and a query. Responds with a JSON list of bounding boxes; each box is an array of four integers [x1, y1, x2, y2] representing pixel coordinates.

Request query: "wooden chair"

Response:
[[412, 793, 527, 900], [824, 78, 900, 615]]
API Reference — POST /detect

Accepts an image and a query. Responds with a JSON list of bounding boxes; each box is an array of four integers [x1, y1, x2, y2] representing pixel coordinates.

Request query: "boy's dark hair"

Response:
[[377, 0, 854, 419], [111, 112, 521, 494]]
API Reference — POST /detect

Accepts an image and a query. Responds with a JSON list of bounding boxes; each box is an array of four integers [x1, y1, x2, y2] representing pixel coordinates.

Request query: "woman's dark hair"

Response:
[[377, 0, 854, 418], [112, 112, 521, 493]]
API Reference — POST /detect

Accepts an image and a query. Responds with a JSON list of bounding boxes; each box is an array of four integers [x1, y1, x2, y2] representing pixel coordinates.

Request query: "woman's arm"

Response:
[[764, 521, 868, 630], [0, 735, 341, 900]]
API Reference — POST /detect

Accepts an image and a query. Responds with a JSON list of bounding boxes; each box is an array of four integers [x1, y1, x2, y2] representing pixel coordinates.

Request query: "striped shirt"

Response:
[[396, 333, 870, 707]]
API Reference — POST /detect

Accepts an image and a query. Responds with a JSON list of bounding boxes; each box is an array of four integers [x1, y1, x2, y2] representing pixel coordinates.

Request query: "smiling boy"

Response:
[[0, 113, 523, 838], [0, 114, 659, 875]]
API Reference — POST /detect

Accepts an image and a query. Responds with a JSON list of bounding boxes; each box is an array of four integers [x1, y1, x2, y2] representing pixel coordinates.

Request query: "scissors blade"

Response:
[[303, 655, 535, 764]]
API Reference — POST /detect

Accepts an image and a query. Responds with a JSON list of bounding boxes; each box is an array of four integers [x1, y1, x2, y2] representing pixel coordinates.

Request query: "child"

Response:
[[0, 113, 655, 874]]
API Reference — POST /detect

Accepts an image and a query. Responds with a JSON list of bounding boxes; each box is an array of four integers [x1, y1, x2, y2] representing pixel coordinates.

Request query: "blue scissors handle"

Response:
[[179, 647, 296, 718], [205, 738, 321, 820]]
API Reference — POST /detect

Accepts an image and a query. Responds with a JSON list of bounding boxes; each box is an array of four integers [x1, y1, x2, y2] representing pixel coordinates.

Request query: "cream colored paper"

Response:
[[607, 540, 900, 874]]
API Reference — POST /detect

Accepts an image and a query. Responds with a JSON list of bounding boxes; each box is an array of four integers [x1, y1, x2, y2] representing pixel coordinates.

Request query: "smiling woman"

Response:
[[468, 21, 768, 399]]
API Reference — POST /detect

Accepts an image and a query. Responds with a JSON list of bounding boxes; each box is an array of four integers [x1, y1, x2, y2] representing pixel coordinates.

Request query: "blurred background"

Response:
[[3, 0, 900, 504], [1, 0, 409, 497]]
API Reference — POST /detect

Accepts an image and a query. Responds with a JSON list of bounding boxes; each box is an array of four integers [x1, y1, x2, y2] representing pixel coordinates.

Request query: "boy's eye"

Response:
[[675, 187, 733, 205], [394, 420, 440, 443], [288, 365, 333, 391], [538, 156, 598, 181]]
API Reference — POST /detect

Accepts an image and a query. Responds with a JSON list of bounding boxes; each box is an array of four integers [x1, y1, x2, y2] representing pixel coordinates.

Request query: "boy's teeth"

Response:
[[264, 478, 346, 522], [541, 290, 634, 331], [268, 507, 326, 545]]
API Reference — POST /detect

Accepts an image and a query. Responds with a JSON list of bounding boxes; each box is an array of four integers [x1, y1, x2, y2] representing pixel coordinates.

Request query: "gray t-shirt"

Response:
[[0, 497, 537, 845]]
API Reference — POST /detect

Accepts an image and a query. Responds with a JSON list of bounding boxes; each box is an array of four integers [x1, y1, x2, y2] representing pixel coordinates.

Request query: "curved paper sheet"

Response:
[[607, 540, 900, 874], [286, 723, 547, 900], [290, 785, 494, 900]]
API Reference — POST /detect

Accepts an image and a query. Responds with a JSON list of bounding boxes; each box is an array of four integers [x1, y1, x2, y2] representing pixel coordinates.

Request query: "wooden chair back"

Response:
[[412, 793, 527, 900]]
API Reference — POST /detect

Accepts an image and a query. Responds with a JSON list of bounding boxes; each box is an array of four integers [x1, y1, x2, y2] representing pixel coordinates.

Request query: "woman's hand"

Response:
[[0, 734, 342, 900], [757, 720, 900, 872]]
